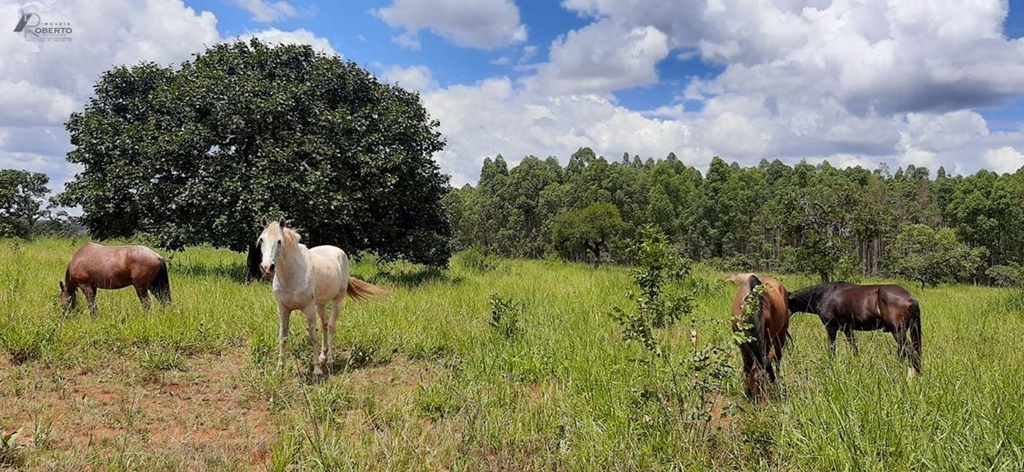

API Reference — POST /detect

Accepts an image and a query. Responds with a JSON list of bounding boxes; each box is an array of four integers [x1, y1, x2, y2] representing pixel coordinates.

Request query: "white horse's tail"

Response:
[[347, 277, 389, 300]]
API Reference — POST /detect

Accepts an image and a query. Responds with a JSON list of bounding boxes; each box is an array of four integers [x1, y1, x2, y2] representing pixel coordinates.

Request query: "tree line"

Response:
[[444, 148, 1023, 286]]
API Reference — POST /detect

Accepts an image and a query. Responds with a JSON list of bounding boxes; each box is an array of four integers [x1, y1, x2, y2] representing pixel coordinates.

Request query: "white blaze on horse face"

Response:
[[258, 225, 285, 280]]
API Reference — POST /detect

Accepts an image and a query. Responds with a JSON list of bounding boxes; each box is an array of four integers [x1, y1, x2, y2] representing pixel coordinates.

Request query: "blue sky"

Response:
[[186, 0, 727, 111], [3, 0, 1024, 190]]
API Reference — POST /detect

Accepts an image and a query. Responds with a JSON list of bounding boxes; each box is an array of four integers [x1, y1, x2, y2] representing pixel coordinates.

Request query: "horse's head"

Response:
[[257, 220, 301, 280], [58, 280, 75, 311], [787, 286, 818, 314]]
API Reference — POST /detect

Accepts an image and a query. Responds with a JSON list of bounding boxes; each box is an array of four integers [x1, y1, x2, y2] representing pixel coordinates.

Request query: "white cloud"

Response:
[[0, 82, 77, 127], [806, 153, 884, 171], [232, 0, 298, 23], [449, 0, 1022, 179], [0, 0, 221, 196], [383, 64, 437, 92], [391, 33, 421, 50], [984, 146, 1024, 175], [529, 20, 669, 95], [376, 0, 527, 50], [420, 77, 699, 186]]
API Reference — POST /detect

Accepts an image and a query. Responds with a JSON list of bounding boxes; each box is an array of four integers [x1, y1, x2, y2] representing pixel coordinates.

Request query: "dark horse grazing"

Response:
[[59, 243, 171, 316], [731, 274, 791, 400], [788, 282, 921, 376]]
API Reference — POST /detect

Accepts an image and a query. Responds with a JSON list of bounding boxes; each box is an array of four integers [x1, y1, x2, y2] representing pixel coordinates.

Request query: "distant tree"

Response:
[[785, 174, 862, 283], [59, 39, 451, 265], [0, 169, 49, 239], [885, 224, 983, 289], [551, 203, 625, 266]]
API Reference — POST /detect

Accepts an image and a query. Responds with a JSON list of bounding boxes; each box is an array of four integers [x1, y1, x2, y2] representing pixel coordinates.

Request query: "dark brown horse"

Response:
[[788, 282, 921, 376], [731, 274, 791, 400], [59, 243, 171, 316]]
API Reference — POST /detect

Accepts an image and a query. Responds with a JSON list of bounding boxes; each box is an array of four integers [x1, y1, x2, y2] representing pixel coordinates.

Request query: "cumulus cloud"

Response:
[[376, 0, 527, 50], [529, 20, 669, 95], [984, 146, 1024, 174], [232, 0, 298, 23], [562, 0, 1024, 116], [383, 64, 437, 93], [415, 0, 1016, 181], [419, 76, 699, 185]]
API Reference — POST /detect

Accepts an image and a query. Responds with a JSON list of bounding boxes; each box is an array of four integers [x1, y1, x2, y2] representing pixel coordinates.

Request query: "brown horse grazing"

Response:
[[731, 274, 791, 400], [787, 282, 921, 376], [59, 243, 171, 316]]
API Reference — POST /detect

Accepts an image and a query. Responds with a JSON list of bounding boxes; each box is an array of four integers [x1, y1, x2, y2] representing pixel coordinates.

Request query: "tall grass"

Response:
[[1, 238, 1022, 469]]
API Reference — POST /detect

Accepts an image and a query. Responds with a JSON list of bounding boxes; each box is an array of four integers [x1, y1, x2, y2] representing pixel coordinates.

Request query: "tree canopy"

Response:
[[0, 169, 49, 239], [885, 224, 983, 288], [59, 39, 451, 265], [550, 202, 625, 265]]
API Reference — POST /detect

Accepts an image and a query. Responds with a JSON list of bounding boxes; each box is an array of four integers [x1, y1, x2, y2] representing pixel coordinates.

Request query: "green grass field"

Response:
[[1, 238, 1023, 470]]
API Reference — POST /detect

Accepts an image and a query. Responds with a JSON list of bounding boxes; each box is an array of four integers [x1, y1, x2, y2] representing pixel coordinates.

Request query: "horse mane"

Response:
[[281, 226, 302, 247]]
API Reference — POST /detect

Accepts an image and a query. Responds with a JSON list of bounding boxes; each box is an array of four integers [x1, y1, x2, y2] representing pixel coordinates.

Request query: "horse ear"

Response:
[[280, 219, 287, 229], [59, 281, 64, 291]]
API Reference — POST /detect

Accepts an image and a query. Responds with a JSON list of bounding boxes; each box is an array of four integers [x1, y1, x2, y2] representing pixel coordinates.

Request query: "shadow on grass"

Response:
[[173, 260, 253, 284], [295, 350, 392, 384]]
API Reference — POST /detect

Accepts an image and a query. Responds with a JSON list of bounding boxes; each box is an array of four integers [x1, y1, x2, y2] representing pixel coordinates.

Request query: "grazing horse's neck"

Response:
[[791, 287, 825, 315]]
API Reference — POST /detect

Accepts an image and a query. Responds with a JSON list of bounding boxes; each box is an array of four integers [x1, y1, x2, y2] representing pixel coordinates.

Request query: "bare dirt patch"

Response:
[[0, 351, 276, 470], [0, 349, 465, 470]]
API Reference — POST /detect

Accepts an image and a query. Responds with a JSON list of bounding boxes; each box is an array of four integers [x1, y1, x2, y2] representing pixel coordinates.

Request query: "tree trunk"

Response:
[[585, 240, 602, 267]]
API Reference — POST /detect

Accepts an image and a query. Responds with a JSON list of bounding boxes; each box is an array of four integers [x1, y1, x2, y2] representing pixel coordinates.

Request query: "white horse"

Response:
[[257, 220, 388, 375]]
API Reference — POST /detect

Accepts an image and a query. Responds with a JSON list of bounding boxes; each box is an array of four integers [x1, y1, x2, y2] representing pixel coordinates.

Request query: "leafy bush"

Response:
[[885, 224, 983, 288], [489, 294, 524, 340], [609, 226, 735, 444], [986, 265, 1021, 287], [454, 246, 501, 273]]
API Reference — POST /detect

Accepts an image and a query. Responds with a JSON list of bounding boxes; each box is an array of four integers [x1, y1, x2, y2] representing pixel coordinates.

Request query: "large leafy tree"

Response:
[[551, 203, 626, 265], [885, 223, 983, 289], [59, 39, 451, 265], [0, 169, 49, 239]]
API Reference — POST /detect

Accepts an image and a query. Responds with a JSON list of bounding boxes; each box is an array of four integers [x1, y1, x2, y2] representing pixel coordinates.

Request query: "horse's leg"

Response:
[[826, 324, 839, 357], [892, 324, 909, 363], [844, 326, 858, 355], [134, 284, 151, 311], [82, 285, 98, 316], [772, 334, 785, 377], [326, 295, 344, 366], [316, 303, 329, 367], [302, 305, 323, 376], [277, 304, 291, 365], [63, 283, 79, 315]]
